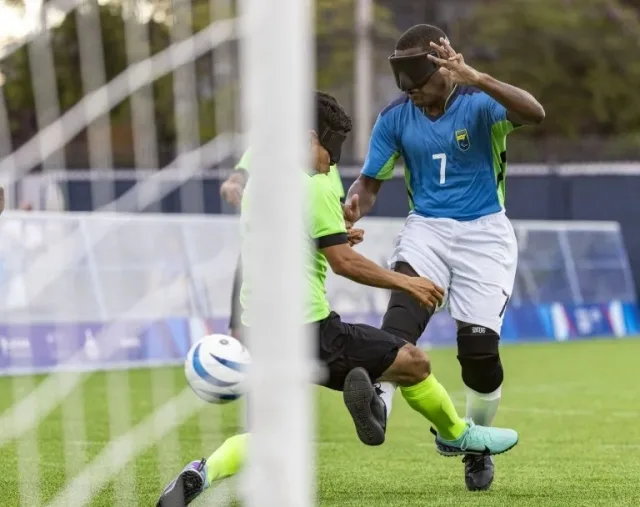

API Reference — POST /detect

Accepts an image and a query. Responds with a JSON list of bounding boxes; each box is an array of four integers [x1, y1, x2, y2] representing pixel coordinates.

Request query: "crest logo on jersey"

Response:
[[455, 129, 470, 151]]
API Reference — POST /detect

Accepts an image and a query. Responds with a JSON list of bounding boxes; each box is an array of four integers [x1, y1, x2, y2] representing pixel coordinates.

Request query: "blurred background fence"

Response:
[[8, 163, 640, 304], [1, 211, 637, 377]]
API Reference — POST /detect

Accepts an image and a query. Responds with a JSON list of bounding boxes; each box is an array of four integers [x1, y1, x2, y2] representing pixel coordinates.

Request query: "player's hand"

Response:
[[404, 276, 445, 309], [347, 227, 364, 247], [220, 180, 244, 207], [428, 38, 481, 87], [0, 186, 4, 215], [343, 194, 361, 224]]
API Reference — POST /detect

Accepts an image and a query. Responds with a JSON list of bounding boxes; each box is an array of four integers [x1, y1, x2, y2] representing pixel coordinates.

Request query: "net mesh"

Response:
[[0, 1, 249, 506], [1, 1, 638, 506]]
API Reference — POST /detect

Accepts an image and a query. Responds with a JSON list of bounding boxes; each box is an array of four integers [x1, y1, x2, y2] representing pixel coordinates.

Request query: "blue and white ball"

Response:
[[185, 334, 250, 404]]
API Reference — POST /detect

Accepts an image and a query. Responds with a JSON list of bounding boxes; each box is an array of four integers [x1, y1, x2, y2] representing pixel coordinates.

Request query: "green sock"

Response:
[[206, 433, 249, 484], [401, 374, 467, 441]]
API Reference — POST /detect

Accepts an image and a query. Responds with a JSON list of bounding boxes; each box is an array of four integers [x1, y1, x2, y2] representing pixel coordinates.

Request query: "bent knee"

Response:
[[399, 344, 431, 384]]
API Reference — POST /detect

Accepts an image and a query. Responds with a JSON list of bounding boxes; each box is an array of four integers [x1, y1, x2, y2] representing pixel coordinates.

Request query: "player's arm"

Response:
[[428, 38, 544, 126], [322, 242, 443, 308], [221, 151, 251, 207], [345, 112, 400, 224], [473, 73, 545, 126], [312, 180, 442, 308], [0, 185, 4, 215]]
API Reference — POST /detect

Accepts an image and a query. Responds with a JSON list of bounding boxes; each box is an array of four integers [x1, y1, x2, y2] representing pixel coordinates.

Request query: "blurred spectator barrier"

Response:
[[0, 211, 637, 375], [12, 162, 640, 301]]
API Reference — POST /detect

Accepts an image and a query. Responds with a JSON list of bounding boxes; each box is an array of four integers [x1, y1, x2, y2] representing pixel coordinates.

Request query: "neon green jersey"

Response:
[[240, 172, 347, 326], [235, 149, 344, 198]]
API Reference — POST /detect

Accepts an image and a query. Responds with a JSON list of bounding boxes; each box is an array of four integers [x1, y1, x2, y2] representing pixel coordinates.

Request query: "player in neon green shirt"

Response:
[[157, 92, 520, 507], [230, 147, 345, 199], [221, 111, 345, 337]]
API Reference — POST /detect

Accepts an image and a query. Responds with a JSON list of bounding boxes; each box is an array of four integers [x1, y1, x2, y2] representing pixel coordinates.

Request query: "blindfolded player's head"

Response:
[[390, 24, 451, 108], [312, 91, 352, 173]]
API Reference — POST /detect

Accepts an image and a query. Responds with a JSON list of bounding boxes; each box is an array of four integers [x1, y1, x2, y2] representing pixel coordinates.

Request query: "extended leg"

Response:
[[157, 433, 249, 506], [379, 344, 465, 440], [339, 317, 518, 455], [457, 323, 503, 491], [378, 261, 433, 419], [457, 323, 503, 426]]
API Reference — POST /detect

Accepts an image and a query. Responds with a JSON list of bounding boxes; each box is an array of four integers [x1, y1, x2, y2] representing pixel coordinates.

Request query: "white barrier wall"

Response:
[[0, 211, 635, 324], [0, 211, 638, 377]]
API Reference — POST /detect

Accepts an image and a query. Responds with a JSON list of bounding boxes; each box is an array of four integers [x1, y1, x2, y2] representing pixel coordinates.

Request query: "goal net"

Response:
[[0, 0, 314, 505]]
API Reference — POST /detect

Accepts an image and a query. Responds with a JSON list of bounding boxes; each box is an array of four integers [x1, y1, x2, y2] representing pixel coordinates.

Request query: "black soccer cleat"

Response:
[[343, 367, 387, 446], [157, 459, 208, 507], [463, 454, 495, 491]]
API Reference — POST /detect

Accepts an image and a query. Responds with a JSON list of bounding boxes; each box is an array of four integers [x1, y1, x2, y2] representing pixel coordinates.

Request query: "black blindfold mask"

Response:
[[388, 50, 439, 92], [318, 124, 347, 165]]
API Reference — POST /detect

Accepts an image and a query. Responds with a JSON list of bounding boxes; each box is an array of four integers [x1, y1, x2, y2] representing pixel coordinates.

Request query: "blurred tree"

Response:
[[0, 1, 173, 166], [455, 0, 640, 140], [316, 0, 398, 91], [160, 0, 399, 92], [621, 0, 640, 9], [0, 0, 398, 167]]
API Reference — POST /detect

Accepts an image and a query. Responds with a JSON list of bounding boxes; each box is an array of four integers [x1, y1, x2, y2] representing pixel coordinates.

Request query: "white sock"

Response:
[[377, 381, 397, 419], [465, 385, 502, 426]]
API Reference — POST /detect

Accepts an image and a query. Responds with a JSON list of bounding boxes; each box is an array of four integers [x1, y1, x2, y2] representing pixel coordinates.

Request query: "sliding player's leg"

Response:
[[447, 212, 518, 491], [378, 340, 517, 457], [157, 433, 249, 506], [348, 340, 466, 443], [326, 315, 518, 455], [321, 313, 461, 446]]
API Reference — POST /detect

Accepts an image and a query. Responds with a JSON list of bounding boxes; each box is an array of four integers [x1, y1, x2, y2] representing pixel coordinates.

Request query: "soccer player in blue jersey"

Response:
[[344, 24, 544, 492]]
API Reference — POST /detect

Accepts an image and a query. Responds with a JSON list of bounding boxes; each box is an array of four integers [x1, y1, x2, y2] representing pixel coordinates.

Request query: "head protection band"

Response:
[[388, 50, 439, 91], [317, 122, 347, 165]]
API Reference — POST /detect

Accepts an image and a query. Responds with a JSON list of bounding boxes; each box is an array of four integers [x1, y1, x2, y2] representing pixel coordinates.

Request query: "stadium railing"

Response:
[[0, 211, 637, 376]]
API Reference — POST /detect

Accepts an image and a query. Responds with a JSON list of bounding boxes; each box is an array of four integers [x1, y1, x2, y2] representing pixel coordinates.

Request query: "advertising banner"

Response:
[[0, 301, 638, 376]]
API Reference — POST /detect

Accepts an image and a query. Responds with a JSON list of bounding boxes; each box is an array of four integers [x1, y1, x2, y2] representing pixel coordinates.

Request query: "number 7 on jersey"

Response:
[[433, 153, 446, 184]]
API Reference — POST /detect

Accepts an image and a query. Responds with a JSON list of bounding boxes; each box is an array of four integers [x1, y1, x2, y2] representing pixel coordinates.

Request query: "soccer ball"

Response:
[[185, 334, 251, 404]]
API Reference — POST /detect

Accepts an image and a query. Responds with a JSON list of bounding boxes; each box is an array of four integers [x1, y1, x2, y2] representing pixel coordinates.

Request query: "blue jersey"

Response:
[[362, 86, 519, 221]]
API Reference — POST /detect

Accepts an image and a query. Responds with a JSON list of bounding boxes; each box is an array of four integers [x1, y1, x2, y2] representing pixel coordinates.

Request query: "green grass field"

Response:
[[1, 338, 640, 507]]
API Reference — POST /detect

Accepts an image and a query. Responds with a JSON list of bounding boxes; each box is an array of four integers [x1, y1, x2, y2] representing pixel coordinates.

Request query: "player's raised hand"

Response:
[[347, 227, 364, 247], [428, 37, 481, 87], [220, 179, 244, 207], [343, 194, 361, 224], [404, 276, 445, 309]]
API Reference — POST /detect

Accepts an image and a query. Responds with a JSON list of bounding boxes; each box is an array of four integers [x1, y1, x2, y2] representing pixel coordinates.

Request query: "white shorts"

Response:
[[389, 211, 518, 333]]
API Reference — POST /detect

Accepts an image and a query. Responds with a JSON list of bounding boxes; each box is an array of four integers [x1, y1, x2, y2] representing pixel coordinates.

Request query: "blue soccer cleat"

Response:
[[157, 459, 209, 507], [431, 419, 518, 457]]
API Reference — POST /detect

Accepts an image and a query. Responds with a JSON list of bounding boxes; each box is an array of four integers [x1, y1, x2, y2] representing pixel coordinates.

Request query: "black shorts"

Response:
[[316, 312, 407, 391], [229, 256, 243, 332]]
